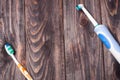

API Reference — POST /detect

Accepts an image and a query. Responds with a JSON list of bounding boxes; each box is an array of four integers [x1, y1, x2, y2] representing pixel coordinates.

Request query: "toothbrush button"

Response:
[[98, 34, 111, 49]]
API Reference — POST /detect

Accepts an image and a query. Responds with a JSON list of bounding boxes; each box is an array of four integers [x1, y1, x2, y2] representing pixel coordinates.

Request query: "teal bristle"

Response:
[[5, 43, 14, 55], [76, 5, 82, 11]]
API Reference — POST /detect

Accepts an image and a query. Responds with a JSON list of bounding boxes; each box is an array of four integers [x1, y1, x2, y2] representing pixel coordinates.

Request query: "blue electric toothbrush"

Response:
[[76, 4, 120, 63]]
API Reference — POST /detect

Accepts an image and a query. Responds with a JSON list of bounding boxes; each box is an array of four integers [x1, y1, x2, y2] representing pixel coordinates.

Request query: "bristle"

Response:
[[76, 4, 83, 11], [5, 43, 14, 55]]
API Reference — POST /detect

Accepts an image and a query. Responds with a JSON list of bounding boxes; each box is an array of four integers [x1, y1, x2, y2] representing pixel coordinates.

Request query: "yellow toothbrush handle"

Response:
[[17, 64, 33, 80]]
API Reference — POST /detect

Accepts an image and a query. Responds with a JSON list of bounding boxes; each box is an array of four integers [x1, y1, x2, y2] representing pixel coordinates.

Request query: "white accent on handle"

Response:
[[11, 55, 19, 65]]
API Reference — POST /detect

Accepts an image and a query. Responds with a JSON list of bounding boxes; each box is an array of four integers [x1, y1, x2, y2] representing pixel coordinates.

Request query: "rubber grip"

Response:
[[98, 34, 111, 49]]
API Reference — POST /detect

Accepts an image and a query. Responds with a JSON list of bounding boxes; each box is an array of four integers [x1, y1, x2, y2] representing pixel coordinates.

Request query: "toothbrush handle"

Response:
[[94, 25, 120, 63], [17, 64, 33, 80]]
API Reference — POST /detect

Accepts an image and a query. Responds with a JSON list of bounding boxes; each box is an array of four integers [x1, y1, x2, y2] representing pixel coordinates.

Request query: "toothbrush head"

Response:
[[4, 43, 14, 56], [76, 4, 84, 11]]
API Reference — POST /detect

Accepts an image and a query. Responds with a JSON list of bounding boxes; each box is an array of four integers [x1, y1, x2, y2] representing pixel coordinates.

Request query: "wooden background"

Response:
[[0, 0, 120, 80]]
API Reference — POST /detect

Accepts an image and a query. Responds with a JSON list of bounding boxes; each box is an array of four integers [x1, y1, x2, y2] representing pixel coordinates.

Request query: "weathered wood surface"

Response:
[[0, 0, 120, 80]]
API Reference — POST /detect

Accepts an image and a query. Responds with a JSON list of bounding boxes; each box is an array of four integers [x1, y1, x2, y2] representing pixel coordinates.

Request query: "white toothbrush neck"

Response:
[[82, 6, 98, 27], [11, 55, 19, 65]]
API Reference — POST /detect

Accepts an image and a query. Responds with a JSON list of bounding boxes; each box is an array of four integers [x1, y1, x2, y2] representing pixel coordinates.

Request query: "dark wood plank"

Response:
[[0, 0, 7, 79], [25, 0, 65, 80], [1, 0, 26, 80], [63, 0, 104, 80], [0, 0, 120, 80], [100, 0, 120, 80]]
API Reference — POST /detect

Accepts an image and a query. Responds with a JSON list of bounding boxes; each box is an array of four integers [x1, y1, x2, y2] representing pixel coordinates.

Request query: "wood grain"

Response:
[[0, 0, 120, 80], [63, 0, 104, 80], [101, 0, 120, 80], [25, 0, 65, 80], [1, 0, 26, 80]]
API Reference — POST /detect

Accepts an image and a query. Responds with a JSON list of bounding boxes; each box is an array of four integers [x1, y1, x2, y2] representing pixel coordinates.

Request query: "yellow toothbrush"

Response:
[[4, 43, 33, 80]]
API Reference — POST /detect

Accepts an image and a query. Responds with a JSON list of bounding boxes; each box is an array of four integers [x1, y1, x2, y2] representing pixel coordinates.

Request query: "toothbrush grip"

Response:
[[94, 25, 120, 63], [17, 64, 33, 80]]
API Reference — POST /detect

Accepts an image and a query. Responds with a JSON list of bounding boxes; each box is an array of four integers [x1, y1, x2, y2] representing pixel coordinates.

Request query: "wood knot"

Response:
[[105, 0, 118, 16], [79, 13, 89, 27]]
